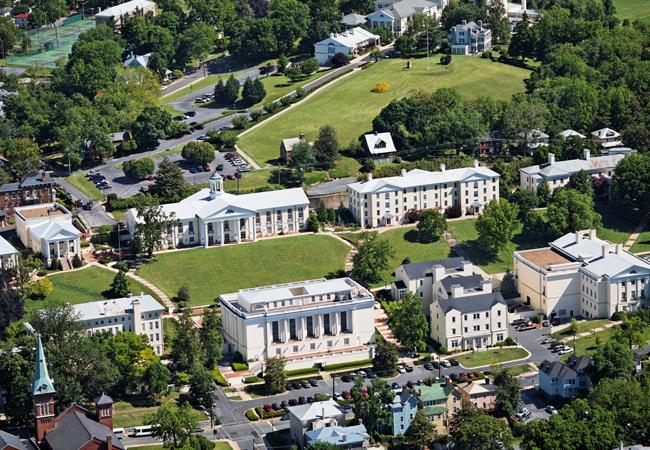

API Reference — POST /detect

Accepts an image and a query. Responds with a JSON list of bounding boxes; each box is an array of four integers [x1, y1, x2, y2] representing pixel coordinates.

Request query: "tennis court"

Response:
[[5, 15, 96, 68]]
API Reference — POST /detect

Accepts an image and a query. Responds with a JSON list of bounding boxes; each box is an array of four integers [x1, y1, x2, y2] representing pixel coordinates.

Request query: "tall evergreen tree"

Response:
[[313, 125, 339, 168]]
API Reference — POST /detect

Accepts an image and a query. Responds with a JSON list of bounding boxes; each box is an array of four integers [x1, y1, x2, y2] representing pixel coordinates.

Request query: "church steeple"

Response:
[[32, 334, 56, 443], [209, 170, 223, 198]]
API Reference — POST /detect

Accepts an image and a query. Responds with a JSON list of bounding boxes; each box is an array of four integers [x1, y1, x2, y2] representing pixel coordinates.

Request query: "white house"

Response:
[[125, 172, 309, 251], [513, 230, 650, 320], [391, 257, 474, 315], [218, 278, 377, 371], [347, 162, 500, 228], [123, 52, 151, 69], [591, 127, 623, 150], [519, 150, 625, 192], [430, 291, 508, 351], [559, 129, 586, 140], [289, 400, 347, 448], [314, 27, 379, 65], [70, 294, 165, 355], [95, 0, 156, 28], [363, 131, 397, 163], [0, 236, 18, 270], [367, 0, 447, 36], [448, 20, 492, 55], [519, 129, 549, 154], [14, 203, 80, 265]]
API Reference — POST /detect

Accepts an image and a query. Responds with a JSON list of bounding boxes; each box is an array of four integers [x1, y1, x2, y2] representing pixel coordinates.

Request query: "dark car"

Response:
[[288, 399, 298, 406], [391, 382, 401, 390], [203, 163, 211, 171], [431, 361, 440, 369], [404, 365, 414, 372], [309, 379, 318, 387], [449, 373, 460, 382], [75, 199, 84, 207], [281, 414, 290, 421], [449, 359, 460, 367], [298, 396, 306, 405], [280, 400, 287, 409], [271, 403, 281, 411], [306, 396, 314, 403], [301, 380, 310, 388], [216, 164, 224, 171], [185, 111, 196, 117], [83, 201, 93, 210], [341, 375, 353, 382], [423, 362, 434, 370], [286, 384, 293, 391], [189, 167, 198, 174], [292, 382, 302, 389]]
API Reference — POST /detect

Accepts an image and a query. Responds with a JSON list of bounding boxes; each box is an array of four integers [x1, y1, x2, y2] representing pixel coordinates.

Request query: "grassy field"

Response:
[[594, 204, 638, 244], [253, 69, 333, 107], [630, 226, 650, 253], [550, 319, 611, 340], [504, 363, 534, 377], [239, 56, 530, 166], [563, 327, 617, 360], [26, 266, 160, 313], [136, 234, 350, 306], [340, 226, 452, 286], [614, 0, 650, 22], [456, 347, 529, 368], [65, 172, 103, 202]]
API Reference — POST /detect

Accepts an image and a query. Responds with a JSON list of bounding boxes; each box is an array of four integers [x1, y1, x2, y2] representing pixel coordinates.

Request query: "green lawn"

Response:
[[65, 172, 103, 202], [550, 319, 612, 340], [253, 69, 333, 108], [239, 56, 530, 166], [614, 0, 650, 22], [630, 226, 650, 254], [26, 266, 160, 313], [595, 204, 637, 244], [455, 347, 529, 369], [564, 327, 617, 361], [504, 363, 534, 377], [136, 234, 349, 306]]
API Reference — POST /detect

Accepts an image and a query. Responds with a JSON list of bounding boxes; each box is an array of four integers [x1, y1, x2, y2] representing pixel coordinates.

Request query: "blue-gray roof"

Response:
[[32, 335, 55, 396], [440, 274, 484, 293], [540, 356, 592, 379], [305, 424, 368, 447], [44, 408, 126, 450], [400, 257, 467, 280], [437, 292, 506, 314], [0, 430, 30, 450]]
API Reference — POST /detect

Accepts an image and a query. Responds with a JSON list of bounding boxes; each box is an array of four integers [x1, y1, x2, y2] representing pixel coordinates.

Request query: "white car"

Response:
[[397, 365, 406, 374], [558, 347, 573, 355], [440, 360, 451, 368]]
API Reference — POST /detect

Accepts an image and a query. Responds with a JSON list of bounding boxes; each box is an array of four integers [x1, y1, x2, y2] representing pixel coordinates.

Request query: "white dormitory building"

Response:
[[218, 278, 377, 371], [391, 257, 475, 314], [14, 203, 81, 265], [430, 290, 508, 351], [0, 235, 18, 270], [513, 230, 650, 320], [314, 27, 379, 65], [519, 150, 626, 192], [125, 172, 309, 250], [366, 0, 447, 36], [68, 294, 165, 355], [95, 0, 156, 29], [347, 162, 500, 228], [448, 20, 492, 55]]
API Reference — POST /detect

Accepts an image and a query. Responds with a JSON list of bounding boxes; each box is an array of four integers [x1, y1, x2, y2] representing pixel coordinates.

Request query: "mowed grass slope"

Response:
[[136, 234, 350, 306], [614, 0, 650, 22], [239, 57, 530, 166]]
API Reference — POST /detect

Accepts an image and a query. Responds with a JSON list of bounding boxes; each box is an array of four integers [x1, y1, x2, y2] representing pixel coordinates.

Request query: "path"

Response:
[[325, 232, 355, 272], [624, 213, 649, 250], [557, 321, 621, 344], [374, 302, 402, 347], [443, 229, 491, 279]]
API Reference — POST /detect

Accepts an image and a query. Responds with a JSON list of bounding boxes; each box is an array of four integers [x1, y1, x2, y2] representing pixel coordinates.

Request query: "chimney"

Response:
[[367, 173, 373, 181], [583, 149, 590, 161], [473, 160, 479, 168], [451, 284, 464, 298], [462, 19, 467, 25], [107, 435, 113, 450], [575, 231, 582, 244], [440, 163, 446, 172], [432, 264, 445, 282], [521, 0, 527, 10], [400, 168, 407, 177], [615, 243, 623, 254], [602, 245, 610, 258], [461, 260, 473, 274], [299, 133, 305, 140], [589, 229, 597, 240], [548, 153, 555, 164], [322, 406, 325, 419], [481, 279, 492, 293], [374, 130, 378, 135]]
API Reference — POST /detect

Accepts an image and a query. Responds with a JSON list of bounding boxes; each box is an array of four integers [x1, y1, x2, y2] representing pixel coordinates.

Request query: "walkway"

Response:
[[443, 229, 491, 279], [325, 232, 355, 272], [557, 320, 621, 344], [374, 302, 401, 348], [624, 213, 649, 251]]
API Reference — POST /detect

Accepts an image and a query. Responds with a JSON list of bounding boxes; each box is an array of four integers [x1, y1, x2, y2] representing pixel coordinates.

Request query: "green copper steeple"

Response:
[[31, 334, 55, 396]]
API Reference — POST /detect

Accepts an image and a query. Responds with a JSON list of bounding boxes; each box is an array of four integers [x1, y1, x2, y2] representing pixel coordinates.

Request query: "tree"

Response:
[[0, 337, 34, 425], [131, 106, 172, 151], [0, 274, 24, 338], [301, 58, 320, 75], [308, 443, 340, 450], [394, 35, 416, 56], [200, 309, 224, 369], [189, 366, 216, 413], [372, 338, 398, 377], [613, 152, 650, 214], [592, 339, 634, 383], [508, 14, 536, 61], [0, 17, 20, 56], [175, 22, 217, 66], [123, 158, 155, 179], [568, 317, 578, 353], [351, 232, 395, 286], [537, 181, 551, 205], [242, 77, 266, 104], [451, 406, 513, 450], [546, 189, 601, 237], [391, 292, 428, 352], [216, 75, 240, 105], [498, 270, 517, 300], [148, 402, 198, 448], [493, 366, 521, 418], [263, 356, 286, 394], [29, 277, 53, 299], [182, 141, 215, 166], [407, 409, 437, 449], [289, 141, 316, 170], [616, 315, 647, 350], [134, 204, 172, 258], [509, 189, 539, 220], [351, 377, 394, 434], [485, 0, 510, 42], [152, 157, 190, 202], [270, 0, 310, 54], [416, 209, 446, 242], [3, 138, 42, 177], [171, 310, 203, 371], [313, 125, 339, 168], [109, 270, 131, 298], [108, 332, 158, 390], [476, 199, 520, 254], [143, 361, 170, 398]]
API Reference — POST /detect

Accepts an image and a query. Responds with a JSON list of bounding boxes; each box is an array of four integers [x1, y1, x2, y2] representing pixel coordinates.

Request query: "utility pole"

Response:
[[426, 21, 430, 70]]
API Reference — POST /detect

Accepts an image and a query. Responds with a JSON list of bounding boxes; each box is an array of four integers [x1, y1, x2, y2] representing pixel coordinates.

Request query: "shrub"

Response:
[[439, 345, 449, 355], [440, 54, 452, 65], [323, 359, 372, 371], [372, 81, 390, 93], [480, 51, 490, 59], [232, 115, 249, 130], [531, 315, 541, 324], [263, 101, 280, 114], [331, 52, 349, 67], [249, 109, 263, 121], [245, 409, 259, 421], [285, 367, 319, 377], [212, 368, 228, 386], [123, 158, 155, 179], [29, 277, 53, 299], [175, 285, 190, 305], [444, 205, 462, 218], [232, 362, 249, 372], [72, 254, 84, 268], [611, 311, 627, 321], [504, 337, 516, 346], [232, 351, 244, 363], [294, 87, 306, 98], [280, 96, 293, 106], [244, 375, 263, 383], [182, 141, 215, 165], [113, 261, 129, 273], [301, 57, 320, 75], [80, 241, 91, 248], [174, 371, 190, 386]]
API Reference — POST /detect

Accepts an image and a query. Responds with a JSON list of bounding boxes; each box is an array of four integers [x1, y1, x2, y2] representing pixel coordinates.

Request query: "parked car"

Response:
[[368, 373, 377, 379], [431, 361, 440, 369], [285, 384, 293, 391], [541, 338, 554, 345], [306, 397, 314, 403], [449, 359, 460, 367], [340, 375, 353, 383], [332, 393, 341, 400], [449, 373, 460, 382], [440, 360, 451, 368], [185, 111, 196, 117], [545, 405, 558, 414], [300, 380, 310, 388], [280, 400, 287, 409], [281, 414, 289, 421], [263, 404, 272, 412], [197, 135, 208, 141], [298, 396, 306, 405], [404, 365, 414, 372], [309, 379, 318, 387], [75, 199, 84, 207], [512, 318, 530, 326], [341, 391, 351, 400], [288, 399, 298, 406], [203, 163, 211, 171], [423, 362, 434, 370], [397, 365, 406, 374], [271, 403, 281, 411], [83, 201, 93, 210], [291, 382, 301, 389], [216, 164, 224, 171], [391, 382, 401, 390], [559, 347, 573, 355]]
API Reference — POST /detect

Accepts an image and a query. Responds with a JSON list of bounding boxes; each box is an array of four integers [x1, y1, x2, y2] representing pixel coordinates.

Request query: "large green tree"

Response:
[[269, 0, 310, 54], [351, 377, 394, 434], [148, 402, 198, 448], [407, 409, 438, 449], [200, 309, 224, 369], [372, 338, 398, 377], [313, 125, 339, 169], [451, 406, 513, 450], [171, 310, 203, 371], [416, 209, 446, 242], [182, 141, 215, 166], [152, 157, 191, 202], [591, 339, 634, 383], [134, 204, 173, 258], [263, 356, 286, 394], [143, 361, 170, 398], [3, 138, 42, 177], [613, 153, 650, 215], [0, 16, 20, 56], [123, 158, 155, 179], [351, 232, 395, 286], [391, 292, 428, 352], [476, 199, 520, 254], [176, 22, 218, 66], [493, 366, 521, 418], [545, 188, 601, 237], [131, 106, 172, 151]]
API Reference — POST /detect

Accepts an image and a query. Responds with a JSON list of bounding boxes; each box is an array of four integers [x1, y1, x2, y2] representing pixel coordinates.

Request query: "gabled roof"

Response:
[[371, 0, 438, 21], [30, 220, 80, 241], [457, 382, 497, 396], [540, 356, 592, 379], [440, 274, 484, 294], [399, 257, 468, 280], [305, 424, 368, 446], [288, 399, 344, 421], [591, 127, 620, 140], [123, 52, 151, 68], [0, 235, 17, 257], [559, 129, 586, 139], [364, 132, 397, 155], [0, 430, 30, 450], [96, 0, 155, 18], [436, 292, 506, 314], [72, 294, 164, 321], [316, 27, 379, 48], [414, 383, 456, 402], [347, 166, 499, 194], [519, 154, 625, 177], [94, 393, 114, 406], [341, 13, 367, 26], [46, 407, 126, 450]]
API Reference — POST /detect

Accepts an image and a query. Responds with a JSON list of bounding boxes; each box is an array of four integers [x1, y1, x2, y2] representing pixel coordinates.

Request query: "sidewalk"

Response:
[[624, 213, 649, 250]]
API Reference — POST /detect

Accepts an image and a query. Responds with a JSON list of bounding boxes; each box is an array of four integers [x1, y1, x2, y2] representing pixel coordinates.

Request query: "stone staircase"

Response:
[[374, 303, 401, 347], [58, 258, 72, 271]]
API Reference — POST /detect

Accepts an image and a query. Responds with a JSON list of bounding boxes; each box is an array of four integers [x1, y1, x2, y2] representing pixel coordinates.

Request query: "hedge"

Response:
[[245, 409, 259, 421], [244, 375, 263, 384], [285, 367, 319, 377], [255, 407, 286, 420], [323, 359, 373, 372], [232, 362, 249, 372], [212, 368, 228, 387]]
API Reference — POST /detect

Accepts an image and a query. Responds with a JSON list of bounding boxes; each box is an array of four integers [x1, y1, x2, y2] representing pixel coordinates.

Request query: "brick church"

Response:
[[0, 335, 125, 450]]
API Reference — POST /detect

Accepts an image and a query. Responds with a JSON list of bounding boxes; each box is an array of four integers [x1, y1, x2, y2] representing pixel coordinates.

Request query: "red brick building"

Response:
[[0, 172, 55, 225]]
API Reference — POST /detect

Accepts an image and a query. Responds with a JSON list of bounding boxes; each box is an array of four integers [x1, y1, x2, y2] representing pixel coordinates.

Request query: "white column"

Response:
[[204, 222, 209, 248], [251, 217, 257, 241], [315, 314, 322, 337], [282, 320, 289, 342], [219, 221, 225, 246], [235, 219, 241, 243], [299, 316, 306, 340], [332, 311, 339, 335]]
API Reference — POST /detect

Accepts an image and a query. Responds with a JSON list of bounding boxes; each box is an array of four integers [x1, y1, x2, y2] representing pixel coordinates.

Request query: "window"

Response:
[[324, 314, 331, 335], [293, 345, 299, 352], [340, 311, 348, 332], [473, 313, 480, 319], [289, 319, 297, 340], [310, 343, 316, 350], [306, 316, 315, 338], [497, 310, 501, 316], [272, 321, 280, 342], [474, 325, 480, 331]]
